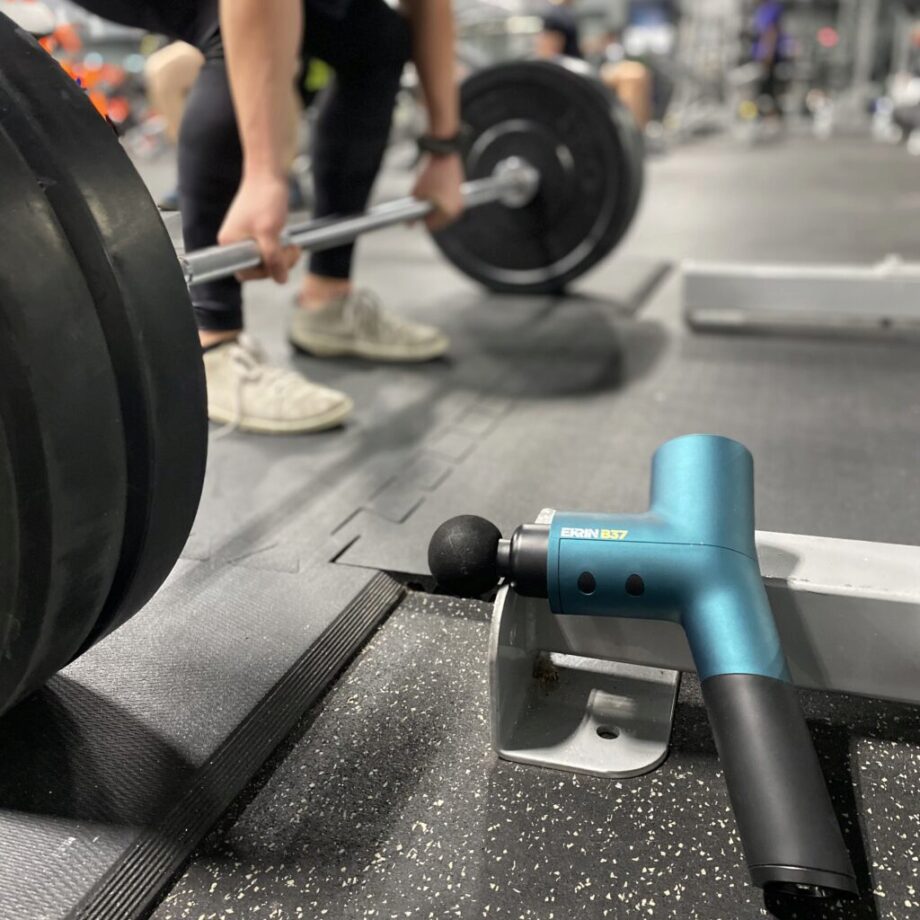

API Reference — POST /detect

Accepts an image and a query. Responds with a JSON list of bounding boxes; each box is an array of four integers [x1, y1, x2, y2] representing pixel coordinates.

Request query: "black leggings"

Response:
[[178, 0, 411, 330]]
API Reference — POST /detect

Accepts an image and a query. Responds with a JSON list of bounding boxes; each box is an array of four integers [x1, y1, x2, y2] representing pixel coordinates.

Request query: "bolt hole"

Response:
[[625, 574, 645, 596], [596, 725, 619, 740]]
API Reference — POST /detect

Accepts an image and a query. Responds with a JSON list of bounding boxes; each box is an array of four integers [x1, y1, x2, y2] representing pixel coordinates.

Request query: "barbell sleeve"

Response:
[[178, 157, 540, 286]]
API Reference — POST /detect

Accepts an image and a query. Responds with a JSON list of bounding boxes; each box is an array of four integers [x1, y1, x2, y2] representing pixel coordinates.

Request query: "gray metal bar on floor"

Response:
[[683, 256, 920, 332]]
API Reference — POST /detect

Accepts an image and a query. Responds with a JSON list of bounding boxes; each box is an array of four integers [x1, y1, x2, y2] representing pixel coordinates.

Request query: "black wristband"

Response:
[[417, 132, 463, 157]]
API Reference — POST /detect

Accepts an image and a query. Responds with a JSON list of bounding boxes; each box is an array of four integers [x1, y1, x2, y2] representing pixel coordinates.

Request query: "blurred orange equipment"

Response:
[[39, 21, 82, 54], [37, 25, 116, 119]]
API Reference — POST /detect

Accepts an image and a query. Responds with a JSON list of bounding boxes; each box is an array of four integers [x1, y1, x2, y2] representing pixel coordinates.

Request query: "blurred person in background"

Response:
[[62, 0, 463, 434], [535, 0, 582, 61], [751, 0, 787, 118], [890, 22, 920, 143], [145, 41, 204, 148], [145, 41, 204, 209], [601, 57, 653, 131]]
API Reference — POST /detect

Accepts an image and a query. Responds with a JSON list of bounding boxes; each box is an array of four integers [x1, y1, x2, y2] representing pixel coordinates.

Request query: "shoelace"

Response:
[[211, 335, 308, 440], [346, 290, 408, 343]]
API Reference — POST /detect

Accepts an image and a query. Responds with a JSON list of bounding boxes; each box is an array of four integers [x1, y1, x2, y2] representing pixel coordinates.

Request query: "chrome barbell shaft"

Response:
[[179, 157, 540, 286]]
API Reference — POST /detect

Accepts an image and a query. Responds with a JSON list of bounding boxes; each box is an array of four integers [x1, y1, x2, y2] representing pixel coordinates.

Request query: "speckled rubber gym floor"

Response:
[[156, 592, 920, 920]]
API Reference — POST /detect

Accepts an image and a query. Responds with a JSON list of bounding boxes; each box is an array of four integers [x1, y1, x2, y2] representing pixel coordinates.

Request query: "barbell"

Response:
[[182, 156, 542, 285], [0, 11, 644, 715], [183, 58, 644, 292]]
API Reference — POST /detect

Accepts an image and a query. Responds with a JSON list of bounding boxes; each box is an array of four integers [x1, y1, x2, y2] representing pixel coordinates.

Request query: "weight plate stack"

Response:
[[435, 60, 644, 294], [0, 122, 126, 715], [0, 423, 17, 691], [0, 16, 208, 649]]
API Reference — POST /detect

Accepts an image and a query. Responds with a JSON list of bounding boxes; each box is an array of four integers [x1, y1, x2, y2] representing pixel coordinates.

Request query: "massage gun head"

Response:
[[428, 515, 503, 597], [428, 515, 549, 598]]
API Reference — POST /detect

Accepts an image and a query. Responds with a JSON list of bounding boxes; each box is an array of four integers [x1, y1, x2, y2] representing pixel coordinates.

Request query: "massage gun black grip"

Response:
[[700, 674, 857, 896]]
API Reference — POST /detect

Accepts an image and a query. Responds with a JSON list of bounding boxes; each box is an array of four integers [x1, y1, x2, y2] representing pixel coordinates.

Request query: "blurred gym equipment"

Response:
[[683, 255, 920, 334]]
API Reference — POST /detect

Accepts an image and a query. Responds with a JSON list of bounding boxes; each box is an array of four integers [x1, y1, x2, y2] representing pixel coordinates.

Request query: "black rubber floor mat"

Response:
[[0, 562, 402, 920]]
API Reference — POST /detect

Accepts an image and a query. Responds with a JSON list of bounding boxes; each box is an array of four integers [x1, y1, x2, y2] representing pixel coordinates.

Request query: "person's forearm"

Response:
[[404, 0, 458, 138], [219, 0, 302, 179]]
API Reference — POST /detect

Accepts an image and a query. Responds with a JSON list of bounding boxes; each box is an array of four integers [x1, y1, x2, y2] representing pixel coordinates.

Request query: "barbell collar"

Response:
[[179, 156, 540, 286]]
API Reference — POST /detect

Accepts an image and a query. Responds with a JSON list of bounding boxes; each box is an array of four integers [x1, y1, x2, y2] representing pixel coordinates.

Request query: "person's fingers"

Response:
[[218, 226, 266, 280], [264, 244, 300, 282], [424, 194, 464, 231], [425, 209, 448, 231], [258, 233, 289, 284], [229, 237, 297, 282], [409, 179, 427, 227], [235, 266, 269, 282], [283, 244, 300, 271], [424, 195, 443, 230]]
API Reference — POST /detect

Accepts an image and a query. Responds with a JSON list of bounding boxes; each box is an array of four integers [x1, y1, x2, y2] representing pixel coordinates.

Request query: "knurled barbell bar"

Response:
[[0, 12, 643, 715], [180, 156, 542, 285]]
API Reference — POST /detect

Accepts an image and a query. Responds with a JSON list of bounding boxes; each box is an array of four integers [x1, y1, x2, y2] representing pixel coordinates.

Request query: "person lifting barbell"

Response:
[[2, 4, 644, 437], [70, 0, 464, 434]]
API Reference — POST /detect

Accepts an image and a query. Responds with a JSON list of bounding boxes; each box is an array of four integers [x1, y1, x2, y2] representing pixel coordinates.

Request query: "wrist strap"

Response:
[[417, 132, 463, 156]]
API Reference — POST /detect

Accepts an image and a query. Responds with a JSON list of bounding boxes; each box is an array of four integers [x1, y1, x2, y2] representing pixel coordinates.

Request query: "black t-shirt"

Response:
[[75, 0, 351, 48]]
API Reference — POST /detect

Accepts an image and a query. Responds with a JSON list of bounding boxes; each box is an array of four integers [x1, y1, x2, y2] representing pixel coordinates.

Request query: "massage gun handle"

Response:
[[701, 673, 857, 897]]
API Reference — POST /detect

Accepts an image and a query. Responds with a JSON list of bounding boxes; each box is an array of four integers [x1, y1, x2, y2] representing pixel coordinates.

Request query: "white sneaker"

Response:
[[203, 335, 353, 434], [290, 289, 449, 362]]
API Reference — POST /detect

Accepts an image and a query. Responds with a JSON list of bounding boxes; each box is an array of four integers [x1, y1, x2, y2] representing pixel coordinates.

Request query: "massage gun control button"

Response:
[[625, 574, 645, 596], [577, 571, 596, 595]]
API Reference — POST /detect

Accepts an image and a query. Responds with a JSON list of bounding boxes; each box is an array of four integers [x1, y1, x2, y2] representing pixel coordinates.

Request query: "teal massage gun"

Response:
[[428, 434, 856, 898]]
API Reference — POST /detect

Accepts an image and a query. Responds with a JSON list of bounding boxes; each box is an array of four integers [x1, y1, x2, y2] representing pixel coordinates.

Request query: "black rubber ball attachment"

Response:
[[428, 515, 503, 597]]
